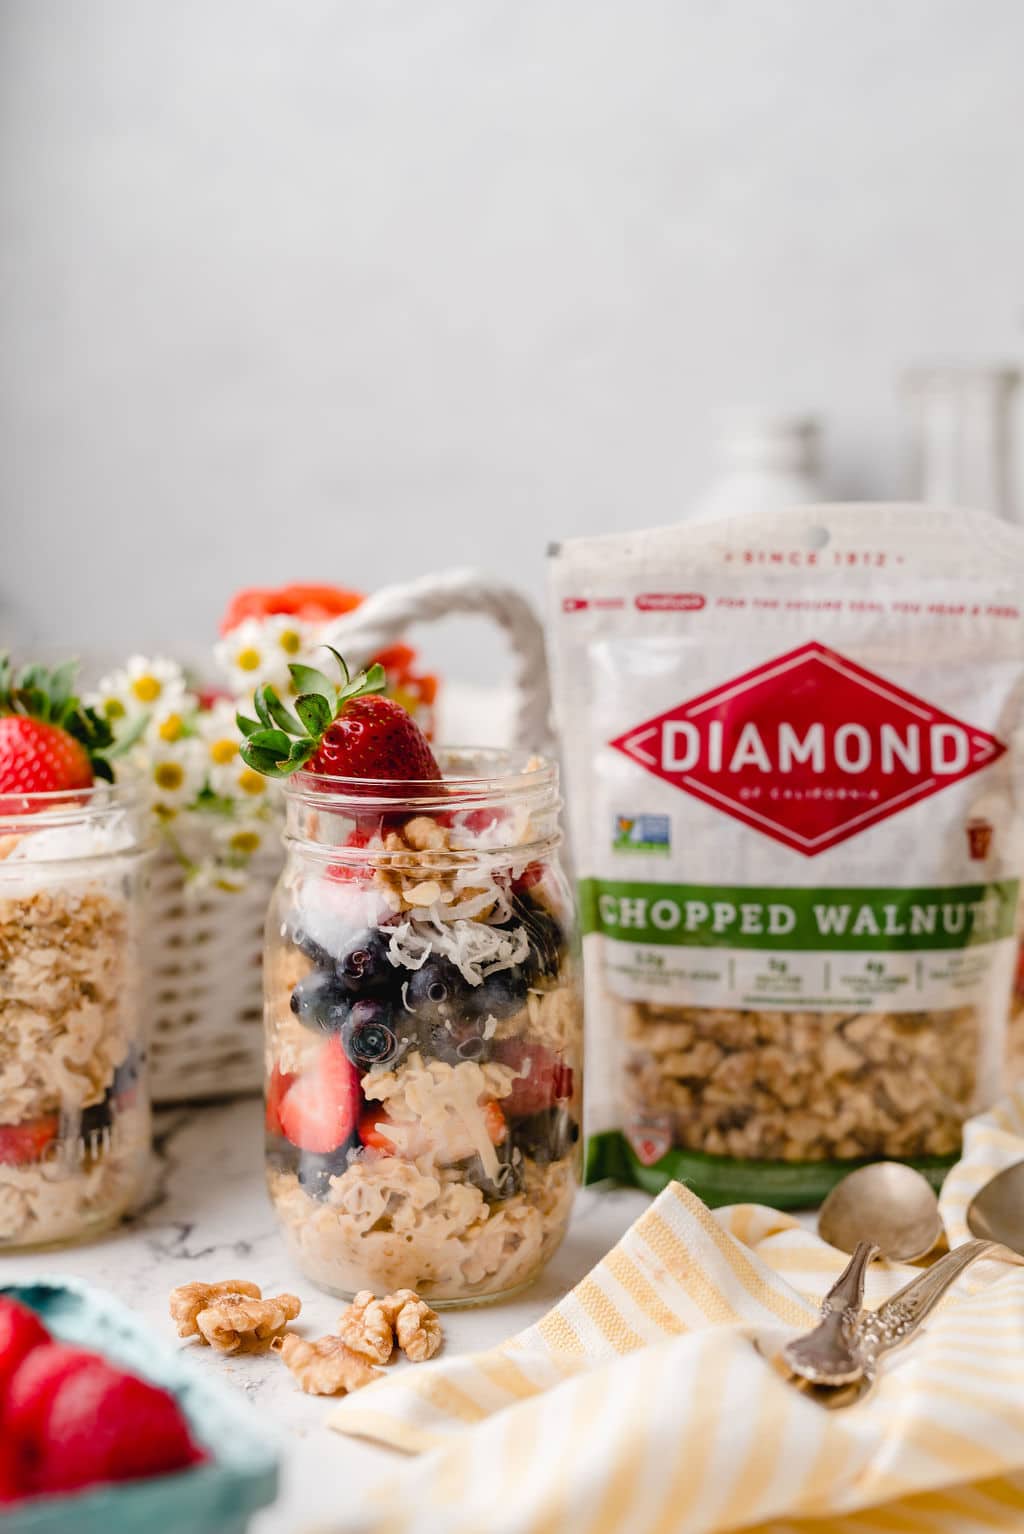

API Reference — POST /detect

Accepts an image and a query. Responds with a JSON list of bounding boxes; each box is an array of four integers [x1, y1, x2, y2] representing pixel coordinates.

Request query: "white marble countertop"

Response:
[[0, 1100, 653, 1534]]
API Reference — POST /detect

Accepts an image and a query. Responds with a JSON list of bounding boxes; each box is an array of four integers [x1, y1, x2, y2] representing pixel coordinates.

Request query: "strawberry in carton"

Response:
[[0, 1297, 207, 1505]]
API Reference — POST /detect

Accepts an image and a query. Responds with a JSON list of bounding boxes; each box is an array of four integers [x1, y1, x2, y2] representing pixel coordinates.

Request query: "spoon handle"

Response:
[[855, 1238, 1010, 1366], [782, 1240, 878, 1384]]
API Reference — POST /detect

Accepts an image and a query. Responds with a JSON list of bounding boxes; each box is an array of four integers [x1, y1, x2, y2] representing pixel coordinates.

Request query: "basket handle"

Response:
[[320, 568, 553, 752]]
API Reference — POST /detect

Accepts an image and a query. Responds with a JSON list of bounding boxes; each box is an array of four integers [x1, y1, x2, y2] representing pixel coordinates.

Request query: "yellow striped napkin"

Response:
[[327, 1089, 1024, 1533]]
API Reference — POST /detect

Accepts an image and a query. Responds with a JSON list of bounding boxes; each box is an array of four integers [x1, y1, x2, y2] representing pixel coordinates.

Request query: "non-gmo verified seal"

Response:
[[613, 813, 671, 854]]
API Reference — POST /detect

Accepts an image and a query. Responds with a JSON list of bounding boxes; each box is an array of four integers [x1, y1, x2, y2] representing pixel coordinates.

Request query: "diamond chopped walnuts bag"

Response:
[[548, 504, 1024, 1205]]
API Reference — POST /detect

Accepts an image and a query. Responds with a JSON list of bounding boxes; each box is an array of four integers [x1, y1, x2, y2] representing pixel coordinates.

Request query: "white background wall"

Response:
[[2, 0, 1023, 686]]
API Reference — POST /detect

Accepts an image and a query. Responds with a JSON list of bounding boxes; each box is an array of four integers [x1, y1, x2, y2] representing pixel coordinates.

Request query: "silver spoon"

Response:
[[781, 1239, 878, 1385], [795, 1237, 1024, 1408], [967, 1160, 1024, 1253], [818, 1161, 945, 1263]]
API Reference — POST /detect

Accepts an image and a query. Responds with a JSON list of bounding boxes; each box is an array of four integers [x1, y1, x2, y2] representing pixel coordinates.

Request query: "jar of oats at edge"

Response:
[[264, 750, 582, 1305], [0, 786, 151, 1249]]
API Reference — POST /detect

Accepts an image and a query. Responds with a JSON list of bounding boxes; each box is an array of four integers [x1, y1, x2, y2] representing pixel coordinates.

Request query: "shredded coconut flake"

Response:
[[383, 915, 530, 985]]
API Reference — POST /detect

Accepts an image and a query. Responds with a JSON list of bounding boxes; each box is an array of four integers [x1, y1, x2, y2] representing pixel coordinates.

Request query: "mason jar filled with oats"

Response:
[[263, 749, 582, 1304], [0, 785, 151, 1248]]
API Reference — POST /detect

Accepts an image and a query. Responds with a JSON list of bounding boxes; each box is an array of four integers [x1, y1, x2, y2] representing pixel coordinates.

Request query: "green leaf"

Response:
[[323, 646, 351, 686], [286, 740, 316, 769], [196, 789, 237, 815], [91, 756, 115, 783], [287, 662, 336, 706], [46, 661, 78, 719], [338, 661, 387, 704], [294, 692, 331, 736], [236, 712, 261, 738], [104, 711, 147, 758], [252, 689, 274, 730], [17, 665, 48, 696], [15, 686, 47, 719], [81, 705, 115, 750], [255, 684, 304, 736], [239, 742, 289, 776], [245, 727, 293, 758]]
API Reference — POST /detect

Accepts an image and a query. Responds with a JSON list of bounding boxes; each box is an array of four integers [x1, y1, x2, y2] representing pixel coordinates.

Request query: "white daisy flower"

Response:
[[187, 860, 247, 895], [195, 700, 245, 794], [113, 656, 190, 716], [214, 815, 271, 862], [148, 697, 199, 747], [215, 618, 290, 696], [90, 672, 134, 728], [146, 738, 207, 817], [263, 614, 318, 666], [220, 759, 274, 804], [90, 661, 195, 748]]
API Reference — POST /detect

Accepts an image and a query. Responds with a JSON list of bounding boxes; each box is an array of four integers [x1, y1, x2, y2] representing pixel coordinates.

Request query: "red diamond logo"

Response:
[[610, 641, 1006, 857]]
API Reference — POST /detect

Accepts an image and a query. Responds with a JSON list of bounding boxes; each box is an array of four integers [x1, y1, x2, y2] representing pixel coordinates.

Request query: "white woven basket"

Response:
[[147, 570, 552, 1104]]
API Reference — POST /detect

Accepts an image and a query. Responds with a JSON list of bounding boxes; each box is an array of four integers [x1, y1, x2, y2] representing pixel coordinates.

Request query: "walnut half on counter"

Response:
[[169, 1278, 443, 1395], [168, 1279, 301, 1354]]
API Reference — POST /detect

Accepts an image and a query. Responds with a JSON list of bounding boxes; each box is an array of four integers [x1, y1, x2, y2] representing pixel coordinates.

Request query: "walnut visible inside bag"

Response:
[[621, 1000, 977, 1161]]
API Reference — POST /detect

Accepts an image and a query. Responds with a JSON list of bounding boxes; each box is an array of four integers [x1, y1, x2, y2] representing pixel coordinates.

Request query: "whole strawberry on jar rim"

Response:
[[0, 656, 151, 1251], [245, 648, 583, 1306]]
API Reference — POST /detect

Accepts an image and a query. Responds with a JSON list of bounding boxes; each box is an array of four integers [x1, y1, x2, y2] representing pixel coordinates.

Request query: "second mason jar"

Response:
[[263, 750, 582, 1304], [0, 785, 150, 1250]]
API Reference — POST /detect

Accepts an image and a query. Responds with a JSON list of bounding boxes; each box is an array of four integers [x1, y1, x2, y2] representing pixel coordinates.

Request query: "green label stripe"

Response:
[[585, 1130, 955, 1208], [579, 878, 1020, 952]]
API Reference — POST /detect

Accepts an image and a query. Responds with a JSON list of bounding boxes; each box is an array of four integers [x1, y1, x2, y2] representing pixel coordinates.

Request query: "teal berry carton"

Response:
[[1, 1277, 278, 1534]]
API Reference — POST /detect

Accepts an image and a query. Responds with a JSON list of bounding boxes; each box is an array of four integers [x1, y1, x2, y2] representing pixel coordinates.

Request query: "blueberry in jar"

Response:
[[417, 1017, 493, 1066], [403, 956, 469, 1023], [462, 966, 528, 1022], [296, 1142, 354, 1201], [512, 1105, 580, 1165], [505, 895, 563, 983], [340, 999, 409, 1070], [406, 954, 527, 1027], [287, 925, 333, 969], [456, 1140, 525, 1200], [335, 928, 397, 997], [290, 970, 351, 1034]]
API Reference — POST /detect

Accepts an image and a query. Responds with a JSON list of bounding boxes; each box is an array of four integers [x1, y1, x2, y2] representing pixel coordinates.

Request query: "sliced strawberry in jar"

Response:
[[264, 1065, 296, 1137], [325, 824, 373, 883], [512, 861, 545, 893], [358, 1107, 400, 1154], [494, 1042, 573, 1118], [0, 1116, 59, 1167], [482, 1099, 508, 1145], [278, 1038, 361, 1154]]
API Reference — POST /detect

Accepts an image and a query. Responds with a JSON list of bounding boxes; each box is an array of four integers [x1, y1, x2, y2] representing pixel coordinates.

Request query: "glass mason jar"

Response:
[[0, 786, 151, 1249], [264, 750, 582, 1304]]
